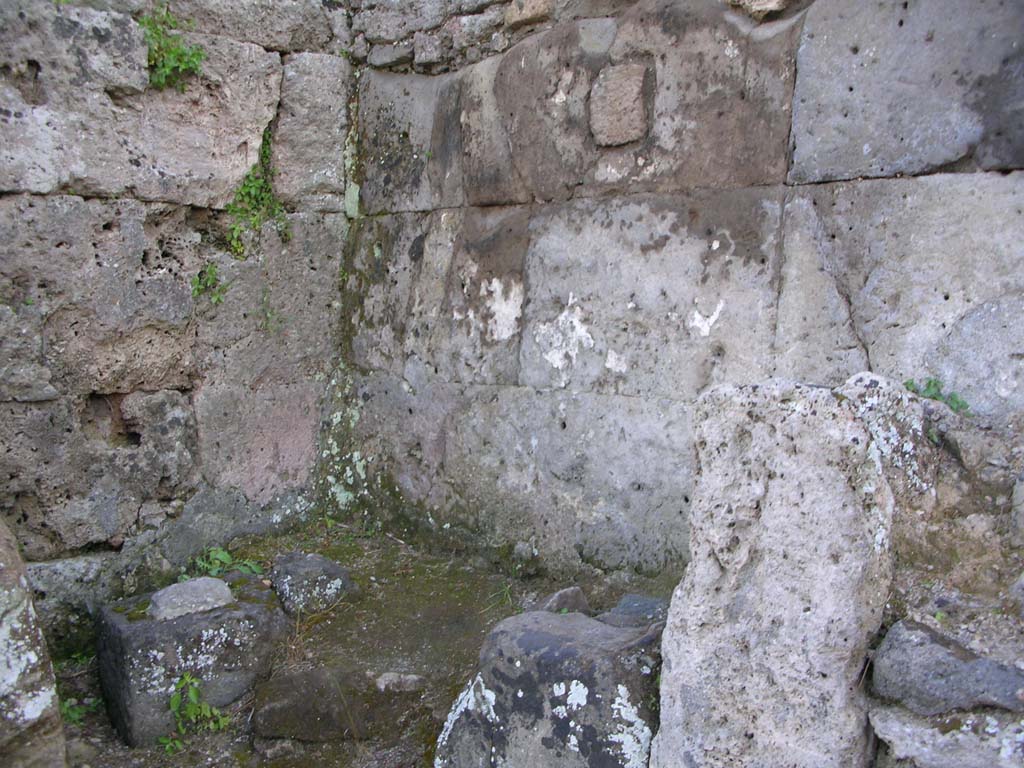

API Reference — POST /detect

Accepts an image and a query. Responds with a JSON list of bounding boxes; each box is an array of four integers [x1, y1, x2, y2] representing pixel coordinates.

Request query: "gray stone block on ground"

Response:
[[435, 610, 661, 768], [872, 619, 1024, 716], [270, 552, 358, 617], [96, 581, 287, 746], [595, 594, 669, 628], [147, 577, 234, 621], [0, 520, 67, 768], [870, 704, 1024, 768], [538, 586, 591, 614], [790, 0, 1024, 182]]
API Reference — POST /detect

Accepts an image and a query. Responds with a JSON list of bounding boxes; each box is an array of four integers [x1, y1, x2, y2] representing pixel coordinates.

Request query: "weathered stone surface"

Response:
[[595, 594, 668, 629], [519, 191, 782, 398], [435, 611, 661, 767], [358, 70, 463, 214], [352, 0, 449, 44], [589, 64, 648, 146], [160, 0, 331, 52], [725, 0, 791, 20], [270, 552, 358, 616], [790, 0, 1024, 183], [538, 586, 590, 614], [273, 54, 352, 207], [253, 666, 423, 742], [872, 620, 1024, 716], [97, 581, 287, 746], [368, 43, 415, 68], [0, 520, 67, 768], [778, 173, 1024, 422], [870, 704, 1024, 768], [0, 2, 281, 206], [650, 379, 895, 768], [505, 0, 554, 28], [147, 577, 234, 621]]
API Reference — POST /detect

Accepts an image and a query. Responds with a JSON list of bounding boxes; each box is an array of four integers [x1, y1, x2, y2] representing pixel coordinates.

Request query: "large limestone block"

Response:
[[650, 379, 895, 768], [358, 70, 463, 214], [273, 53, 352, 207], [778, 173, 1024, 422], [435, 611, 661, 767], [790, 0, 1024, 183], [519, 190, 782, 398], [352, 0, 449, 44], [158, 0, 331, 52], [0, 520, 67, 768], [0, 2, 281, 206]]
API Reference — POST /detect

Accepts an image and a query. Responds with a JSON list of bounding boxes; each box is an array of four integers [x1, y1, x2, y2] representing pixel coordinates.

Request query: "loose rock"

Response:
[[147, 577, 234, 621], [270, 552, 358, 617]]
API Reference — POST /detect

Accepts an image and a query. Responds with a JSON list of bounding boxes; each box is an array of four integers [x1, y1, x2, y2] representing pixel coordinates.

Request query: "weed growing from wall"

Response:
[[226, 128, 289, 258], [139, 5, 205, 91], [190, 262, 225, 304], [904, 378, 970, 414]]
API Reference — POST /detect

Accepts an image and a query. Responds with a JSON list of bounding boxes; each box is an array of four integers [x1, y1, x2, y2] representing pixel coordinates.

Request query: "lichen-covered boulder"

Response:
[[0, 520, 66, 768], [270, 552, 358, 617], [435, 611, 661, 768], [96, 578, 287, 746]]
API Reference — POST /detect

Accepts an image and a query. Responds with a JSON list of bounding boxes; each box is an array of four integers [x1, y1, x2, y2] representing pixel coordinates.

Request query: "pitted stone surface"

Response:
[[589, 63, 648, 146], [270, 551, 358, 616], [148, 577, 234, 621], [650, 377, 895, 768], [790, 0, 1024, 182], [435, 611, 661, 768]]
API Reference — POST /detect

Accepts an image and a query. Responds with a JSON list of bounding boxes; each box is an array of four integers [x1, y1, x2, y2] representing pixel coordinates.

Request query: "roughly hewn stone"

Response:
[[435, 611, 661, 767], [273, 54, 352, 207], [650, 378, 895, 768], [147, 577, 234, 621], [158, 0, 331, 52], [790, 0, 1024, 183], [870, 704, 1024, 768], [97, 581, 287, 746], [505, 0, 554, 28], [368, 43, 415, 68], [589, 64, 648, 146], [0, 520, 67, 768], [270, 552, 358, 616], [595, 594, 668, 629], [779, 173, 1024, 422], [538, 586, 591, 614], [725, 0, 791, 20], [872, 620, 1024, 716], [352, 0, 448, 44]]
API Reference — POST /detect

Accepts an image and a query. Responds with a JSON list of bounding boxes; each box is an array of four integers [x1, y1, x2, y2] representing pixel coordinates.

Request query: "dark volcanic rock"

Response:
[[270, 551, 359, 617], [595, 594, 669, 629]]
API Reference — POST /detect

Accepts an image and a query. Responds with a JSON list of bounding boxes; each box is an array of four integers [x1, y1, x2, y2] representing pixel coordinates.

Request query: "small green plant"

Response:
[[169, 673, 231, 734], [180, 546, 263, 581], [59, 696, 99, 726], [257, 285, 283, 332], [480, 583, 514, 614], [904, 378, 970, 414], [139, 5, 205, 91], [190, 262, 225, 305], [225, 128, 289, 258], [158, 735, 185, 754]]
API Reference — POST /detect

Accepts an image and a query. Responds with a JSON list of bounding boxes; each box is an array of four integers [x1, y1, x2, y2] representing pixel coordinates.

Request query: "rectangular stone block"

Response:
[[789, 0, 1024, 183], [519, 189, 783, 399]]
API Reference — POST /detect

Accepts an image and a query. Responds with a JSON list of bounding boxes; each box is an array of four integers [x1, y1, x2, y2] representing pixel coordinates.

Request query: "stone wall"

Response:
[[0, 0, 354, 651], [1, 0, 1022, 651], [329, 0, 1023, 576]]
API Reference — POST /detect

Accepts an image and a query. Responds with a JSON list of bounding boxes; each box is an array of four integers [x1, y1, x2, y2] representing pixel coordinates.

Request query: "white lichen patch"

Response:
[[608, 684, 652, 768], [435, 673, 500, 763], [480, 277, 524, 342], [534, 295, 595, 383], [0, 595, 56, 725], [567, 680, 589, 710], [689, 299, 724, 338], [605, 349, 628, 373]]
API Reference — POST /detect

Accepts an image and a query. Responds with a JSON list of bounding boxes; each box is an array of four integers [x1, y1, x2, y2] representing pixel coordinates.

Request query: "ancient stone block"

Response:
[[790, 0, 1024, 183], [872, 620, 1024, 716], [650, 379, 895, 768], [147, 577, 234, 621], [160, 0, 331, 52], [725, 0, 791, 19], [589, 63, 648, 146], [519, 190, 782, 399], [780, 173, 1024, 422], [97, 581, 287, 746], [273, 53, 352, 207], [0, 520, 67, 768], [368, 43, 415, 68], [351, 0, 449, 44], [358, 70, 463, 213], [435, 611, 661, 767], [505, 0, 555, 29], [270, 552, 358, 616]]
